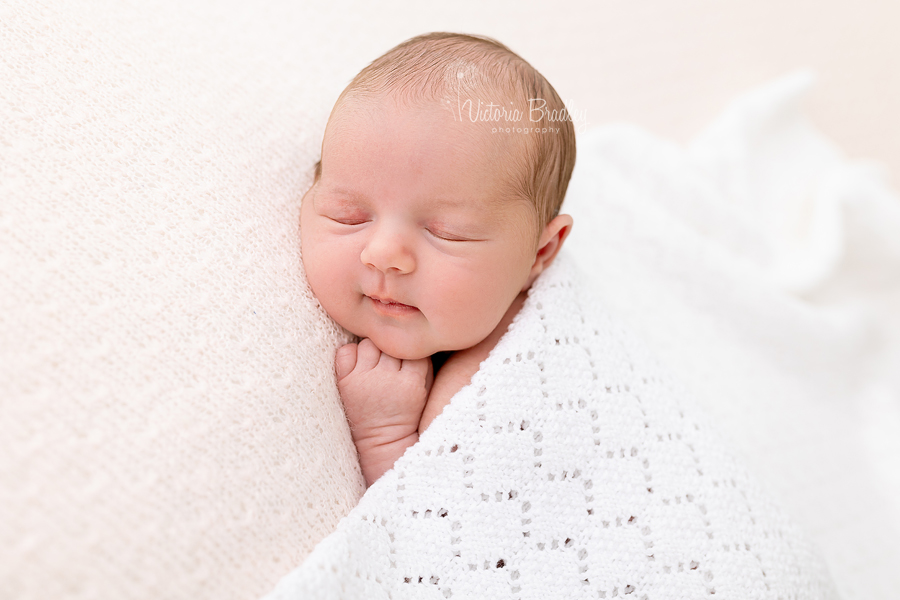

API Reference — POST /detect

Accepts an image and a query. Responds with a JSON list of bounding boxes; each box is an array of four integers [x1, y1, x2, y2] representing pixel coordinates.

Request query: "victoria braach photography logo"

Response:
[[451, 84, 589, 135]]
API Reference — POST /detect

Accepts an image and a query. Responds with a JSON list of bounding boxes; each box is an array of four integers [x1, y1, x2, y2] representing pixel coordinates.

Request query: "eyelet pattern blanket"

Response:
[[267, 254, 836, 600]]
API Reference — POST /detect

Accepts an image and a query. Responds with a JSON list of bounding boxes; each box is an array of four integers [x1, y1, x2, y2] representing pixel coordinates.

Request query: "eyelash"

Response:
[[325, 215, 471, 242], [328, 217, 368, 226], [426, 228, 470, 242]]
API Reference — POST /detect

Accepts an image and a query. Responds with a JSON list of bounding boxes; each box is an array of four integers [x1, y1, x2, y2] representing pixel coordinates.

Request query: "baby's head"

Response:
[[301, 32, 576, 360]]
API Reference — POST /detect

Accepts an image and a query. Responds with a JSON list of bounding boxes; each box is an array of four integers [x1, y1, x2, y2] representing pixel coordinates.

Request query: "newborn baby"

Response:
[[300, 32, 575, 486]]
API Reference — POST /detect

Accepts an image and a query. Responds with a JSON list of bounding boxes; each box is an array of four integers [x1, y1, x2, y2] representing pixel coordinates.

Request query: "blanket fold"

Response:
[[266, 254, 836, 600]]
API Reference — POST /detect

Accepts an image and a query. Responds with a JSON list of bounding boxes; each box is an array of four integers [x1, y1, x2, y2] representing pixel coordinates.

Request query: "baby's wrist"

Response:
[[351, 421, 419, 449], [355, 430, 419, 486]]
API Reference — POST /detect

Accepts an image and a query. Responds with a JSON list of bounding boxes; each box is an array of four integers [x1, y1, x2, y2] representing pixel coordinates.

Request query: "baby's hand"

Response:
[[335, 338, 433, 486]]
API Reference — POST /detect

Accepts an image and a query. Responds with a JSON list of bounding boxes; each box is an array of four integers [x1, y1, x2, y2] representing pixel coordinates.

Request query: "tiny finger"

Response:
[[401, 356, 430, 379], [334, 343, 358, 381], [355, 338, 382, 371], [377, 350, 402, 372]]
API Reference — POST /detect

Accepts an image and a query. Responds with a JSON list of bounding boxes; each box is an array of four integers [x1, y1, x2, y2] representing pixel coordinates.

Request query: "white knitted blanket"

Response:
[[266, 254, 836, 600]]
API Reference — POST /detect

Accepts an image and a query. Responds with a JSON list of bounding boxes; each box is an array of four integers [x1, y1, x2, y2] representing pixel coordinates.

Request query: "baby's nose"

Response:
[[360, 225, 415, 274]]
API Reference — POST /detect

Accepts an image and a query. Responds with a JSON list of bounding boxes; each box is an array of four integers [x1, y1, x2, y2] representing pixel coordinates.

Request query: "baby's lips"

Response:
[[366, 294, 420, 316], [367, 294, 416, 309]]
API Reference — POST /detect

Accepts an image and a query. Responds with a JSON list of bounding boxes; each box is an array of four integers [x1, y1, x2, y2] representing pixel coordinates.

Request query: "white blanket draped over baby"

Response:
[[266, 252, 837, 599]]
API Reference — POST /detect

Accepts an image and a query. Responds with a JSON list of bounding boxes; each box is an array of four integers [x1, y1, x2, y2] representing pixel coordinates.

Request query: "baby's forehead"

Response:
[[328, 90, 528, 160], [322, 90, 533, 214]]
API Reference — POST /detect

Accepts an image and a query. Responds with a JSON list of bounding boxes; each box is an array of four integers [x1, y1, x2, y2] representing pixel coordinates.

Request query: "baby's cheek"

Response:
[[438, 288, 500, 348], [303, 246, 347, 317]]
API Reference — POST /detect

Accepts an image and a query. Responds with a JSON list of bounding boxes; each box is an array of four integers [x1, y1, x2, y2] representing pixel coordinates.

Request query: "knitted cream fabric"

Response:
[[0, 2, 365, 599], [267, 253, 837, 600]]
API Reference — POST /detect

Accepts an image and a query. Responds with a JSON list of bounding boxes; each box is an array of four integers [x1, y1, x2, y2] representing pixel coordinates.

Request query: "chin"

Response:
[[363, 333, 434, 361], [377, 341, 432, 361]]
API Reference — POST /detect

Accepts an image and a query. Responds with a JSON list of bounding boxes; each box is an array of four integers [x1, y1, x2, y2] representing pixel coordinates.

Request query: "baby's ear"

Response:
[[524, 214, 573, 289]]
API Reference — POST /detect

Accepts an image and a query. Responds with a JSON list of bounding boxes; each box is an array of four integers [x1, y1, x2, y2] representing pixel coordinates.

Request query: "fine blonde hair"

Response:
[[321, 32, 577, 231]]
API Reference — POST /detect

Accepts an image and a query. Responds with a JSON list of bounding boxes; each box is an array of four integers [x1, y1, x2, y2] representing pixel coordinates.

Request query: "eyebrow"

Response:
[[318, 186, 369, 202], [421, 197, 478, 211], [321, 186, 483, 211]]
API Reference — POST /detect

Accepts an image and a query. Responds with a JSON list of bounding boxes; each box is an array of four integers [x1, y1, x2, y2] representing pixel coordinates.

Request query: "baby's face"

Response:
[[300, 94, 539, 360]]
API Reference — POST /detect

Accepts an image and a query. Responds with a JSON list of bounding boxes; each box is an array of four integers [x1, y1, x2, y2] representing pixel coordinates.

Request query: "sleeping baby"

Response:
[[287, 32, 837, 598], [300, 32, 575, 486]]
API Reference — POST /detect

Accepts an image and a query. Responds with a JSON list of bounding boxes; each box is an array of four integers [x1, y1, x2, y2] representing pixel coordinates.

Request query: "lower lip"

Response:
[[367, 296, 420, 317]]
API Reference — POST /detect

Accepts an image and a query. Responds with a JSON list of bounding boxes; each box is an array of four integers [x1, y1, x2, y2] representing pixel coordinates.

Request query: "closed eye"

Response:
[[327, 216, 368, 226], [426, 228, 478, 242]]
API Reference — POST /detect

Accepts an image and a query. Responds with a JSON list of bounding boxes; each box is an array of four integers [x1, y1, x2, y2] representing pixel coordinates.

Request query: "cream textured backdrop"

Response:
[[2, 1, 898, 599]]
